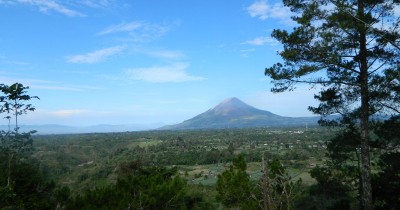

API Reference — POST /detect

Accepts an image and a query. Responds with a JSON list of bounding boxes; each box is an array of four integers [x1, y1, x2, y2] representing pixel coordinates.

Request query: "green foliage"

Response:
[[0, 83, 39, 131], [302, 166, 354, 210], [262, 158, 303, 210], [371, 116, 400, 209], [65, 165, 212, 210], [375, 116, 400, 148], [216, 155, 304, 210], [0, 83, 39, 188], [216, 155, 258, 209], [0, 83, 57, 209], [31, 127, 329, 192], [265, 1, 400, 209], [0, 151, 57, 210], [297, 116, 400, 210], [372, 152, 400, 210]]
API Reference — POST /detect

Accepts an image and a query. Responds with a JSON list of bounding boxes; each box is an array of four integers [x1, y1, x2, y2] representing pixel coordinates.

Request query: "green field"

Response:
[[31, 127, 331, 192]]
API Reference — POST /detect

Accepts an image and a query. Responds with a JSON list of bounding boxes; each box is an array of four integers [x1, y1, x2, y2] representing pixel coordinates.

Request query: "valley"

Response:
[[32, 127, 333, 193]]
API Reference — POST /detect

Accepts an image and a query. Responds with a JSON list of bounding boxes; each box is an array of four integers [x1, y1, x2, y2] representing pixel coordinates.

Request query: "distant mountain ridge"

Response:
[[1, 98, 323, 134], [0, 123, 165, 135], [160, 97, 320, 130]]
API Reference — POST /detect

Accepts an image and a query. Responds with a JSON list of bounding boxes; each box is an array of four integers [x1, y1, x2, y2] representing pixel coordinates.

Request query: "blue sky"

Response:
[[0, 0, 319, 126]]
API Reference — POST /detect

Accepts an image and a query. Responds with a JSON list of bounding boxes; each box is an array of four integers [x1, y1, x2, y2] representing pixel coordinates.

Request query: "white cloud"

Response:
[[98, 21, 144, 35], [125, 63, 205, 83], [66, 46, 125, 64], [239, 48, 256, 57], [242, 36, 278, 46], [98, 21, 172, 42], [0, 0, 85, 17], [146, 50, 186, 59], [49, 109, 88, 117], [240, 49, 256, 53], [30, 84, 100, 91], [269, 3, 292, 20], [79, 0, 113, 8], [0, 75, 101, 91], [246, 0, 293, 24], [0, 0, 121, 16], [247, 0, 269, 20]]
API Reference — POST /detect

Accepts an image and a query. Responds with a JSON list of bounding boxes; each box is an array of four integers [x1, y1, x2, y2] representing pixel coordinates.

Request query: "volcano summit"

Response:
[[160, 97, 318, 130]]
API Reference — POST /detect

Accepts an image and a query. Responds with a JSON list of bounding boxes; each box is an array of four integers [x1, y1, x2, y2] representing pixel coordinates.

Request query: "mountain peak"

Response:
[[218, 97, 243, 105], [160, 97, 319, 130], [211, 97, 260, 116], [213, 97, 248, 109]]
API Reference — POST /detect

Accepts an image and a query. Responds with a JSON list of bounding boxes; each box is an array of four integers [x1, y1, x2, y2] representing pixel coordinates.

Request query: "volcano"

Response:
[[160, 97, 319, 130]]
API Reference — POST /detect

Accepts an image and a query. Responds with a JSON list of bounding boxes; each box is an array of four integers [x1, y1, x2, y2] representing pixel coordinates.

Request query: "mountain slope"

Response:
[[160, 97, 319, 130]]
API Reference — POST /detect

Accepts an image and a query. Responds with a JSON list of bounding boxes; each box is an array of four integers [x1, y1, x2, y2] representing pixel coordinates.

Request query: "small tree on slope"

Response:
[[0, 83, 39, 188]]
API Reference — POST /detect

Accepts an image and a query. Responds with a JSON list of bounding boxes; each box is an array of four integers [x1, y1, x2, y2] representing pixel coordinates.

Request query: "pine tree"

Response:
[[265, 1, 400, 209]]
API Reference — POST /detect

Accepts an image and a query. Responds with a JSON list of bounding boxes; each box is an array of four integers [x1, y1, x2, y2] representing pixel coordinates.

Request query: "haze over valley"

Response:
[[5, 97, 321, 134]]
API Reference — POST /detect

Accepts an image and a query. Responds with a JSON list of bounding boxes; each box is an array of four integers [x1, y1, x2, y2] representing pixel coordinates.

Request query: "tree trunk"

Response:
[[261, 152, 274, 210], [7, 152, 13, 188], [357, 0, 373, 209]]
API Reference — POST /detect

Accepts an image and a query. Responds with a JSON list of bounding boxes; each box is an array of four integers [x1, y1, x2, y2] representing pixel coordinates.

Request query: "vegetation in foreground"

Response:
[[2, 0, 400, 207], [1, 122, 399, 209], [0, 82, 399, 209]]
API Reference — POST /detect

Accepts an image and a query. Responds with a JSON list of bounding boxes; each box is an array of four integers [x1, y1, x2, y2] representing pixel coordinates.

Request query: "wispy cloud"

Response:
[[98, 21, 144, 35], [49, 109, 88, 117], [0, 54, 28, 65], [30, 84, 100, 91], [0, 75, 100, 91], [0, 0, 85, 17], [79, 0, 113, 8], [125, 63, 205, 83], [66, 46, 125, 64], [145, 50, 186, 60], [98, 21, 172, 42], [247, 0, 269, 20], [242, 36, 279, 46], [1, 76, 55, 87], [246, 0, 293, 24], [239, 48, 256, 57]]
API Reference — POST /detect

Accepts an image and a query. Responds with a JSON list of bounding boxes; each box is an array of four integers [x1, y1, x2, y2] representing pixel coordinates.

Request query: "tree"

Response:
[[216, 155, 259, 209], [265, 1, 400, 209], [372, 116, 400, 210], [372, 152, 400, 210], [260, 154, 302, 210], [297, 166, 354, 210], [0, 83, 39, 188], [0, 156, 57, 210], [0, 83, 39, 132], [66, 166, 212, 210], [217, 155, 302, 210]]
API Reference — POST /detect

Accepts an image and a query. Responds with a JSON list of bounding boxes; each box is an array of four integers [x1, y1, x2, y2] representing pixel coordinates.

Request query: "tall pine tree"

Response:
[[265, 1, 400, 209]]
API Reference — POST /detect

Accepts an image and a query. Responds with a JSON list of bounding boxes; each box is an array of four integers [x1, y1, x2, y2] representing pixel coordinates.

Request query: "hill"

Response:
[[160, 97, 319, 130]]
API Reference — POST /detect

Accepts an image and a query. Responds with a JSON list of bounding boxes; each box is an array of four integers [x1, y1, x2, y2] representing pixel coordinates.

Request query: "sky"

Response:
[[0, 0, 320, 126]]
